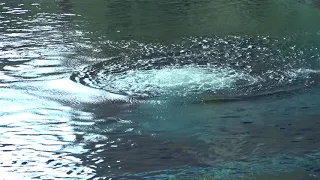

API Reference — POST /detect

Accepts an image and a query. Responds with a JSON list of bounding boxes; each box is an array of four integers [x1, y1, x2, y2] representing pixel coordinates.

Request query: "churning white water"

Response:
[[86, 65, 259, 97]]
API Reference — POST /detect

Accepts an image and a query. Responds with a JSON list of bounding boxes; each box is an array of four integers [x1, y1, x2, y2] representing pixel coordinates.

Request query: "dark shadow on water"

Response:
[[60, 93, 320, 179], [64, 100, 207, 179], [57, 0, 74, 13]]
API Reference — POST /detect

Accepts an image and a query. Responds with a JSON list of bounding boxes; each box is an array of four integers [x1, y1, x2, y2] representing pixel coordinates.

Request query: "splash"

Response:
[[88, 65, 258, 98], [71, 36, 320, 100]]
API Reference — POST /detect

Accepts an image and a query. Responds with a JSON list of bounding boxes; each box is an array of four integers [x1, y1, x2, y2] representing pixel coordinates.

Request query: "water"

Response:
[[1, 0, 320, 179]]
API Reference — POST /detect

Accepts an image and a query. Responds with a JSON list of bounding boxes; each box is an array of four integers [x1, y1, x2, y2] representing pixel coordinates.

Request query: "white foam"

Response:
[[97, 65, 258, 97]]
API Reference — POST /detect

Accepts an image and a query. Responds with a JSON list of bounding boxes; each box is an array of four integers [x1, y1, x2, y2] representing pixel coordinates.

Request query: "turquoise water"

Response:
[[1, 0, 320, 179]]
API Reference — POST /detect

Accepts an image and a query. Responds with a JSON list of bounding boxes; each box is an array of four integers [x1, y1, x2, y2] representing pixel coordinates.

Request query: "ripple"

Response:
[[71, 36, 320, 100], [0, 87, 134, 179], [2, 9, 29, 14], [77, 65, 257, 98]]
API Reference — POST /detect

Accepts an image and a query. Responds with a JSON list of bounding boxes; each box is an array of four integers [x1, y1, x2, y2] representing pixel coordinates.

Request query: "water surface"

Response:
[[1, 0, 320, 179]]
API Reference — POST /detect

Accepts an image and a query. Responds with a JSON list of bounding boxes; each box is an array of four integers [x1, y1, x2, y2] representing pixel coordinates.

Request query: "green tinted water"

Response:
[[1, 0, 320, 179]]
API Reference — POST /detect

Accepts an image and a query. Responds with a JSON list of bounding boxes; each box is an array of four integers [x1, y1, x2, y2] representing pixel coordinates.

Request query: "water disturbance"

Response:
[[1, 0, 320, 179], [70, 36, 320, 100]]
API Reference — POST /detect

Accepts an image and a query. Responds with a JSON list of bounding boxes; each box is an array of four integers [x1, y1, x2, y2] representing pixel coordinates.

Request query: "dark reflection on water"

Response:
[[58, 0, 74, 13], [1, 0, 320, 179], [78, 0, 320, 42]]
